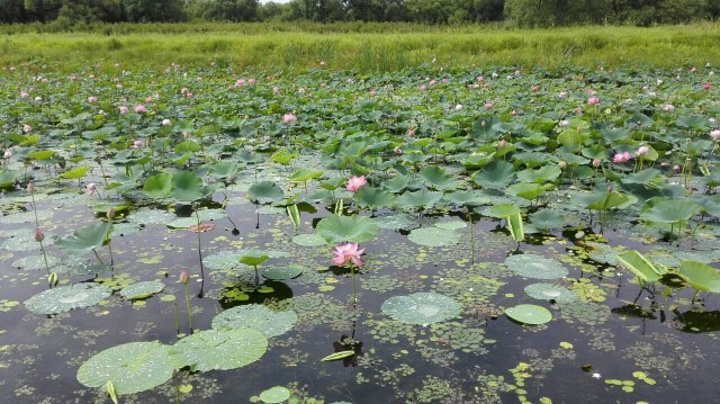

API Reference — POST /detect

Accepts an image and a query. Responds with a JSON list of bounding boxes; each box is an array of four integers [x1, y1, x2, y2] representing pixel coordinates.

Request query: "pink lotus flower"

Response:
[[134, 104, 146, 113], [179, 270, 190, 284], [162, 119, 171, 126], [484, 102, 494, 109], [20, 91, 29, 99], [703, 82, 711, 90], [662, 104, 675, 112], [612, 152, 631, 163], [85, 183, 96, 195], [346, 176, 367, 192], [34, 228, 44, 243], [331, 243, 365, 267], [22, 124, 32, 133], [419, 85, 426, 91], [87, 96, 97, 103], [119, 106, 128, 114], [283, 113, 296, 123], [407, 129, 415, 137], [531, 85, 539, 92], [476, 76, 484, 82], [592, 158, 601, 168], [131, 140, 143, 149], [636, 145, 649, 156], [370, 90, 377, 96], [710, 129, 720, 141], [587, 97, 600, 105]]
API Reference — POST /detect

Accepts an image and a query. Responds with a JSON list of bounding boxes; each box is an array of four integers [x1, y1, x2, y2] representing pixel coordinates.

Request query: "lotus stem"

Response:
[[350, 265, 358, 307], [173, 302, 180, 335], [195, 208, 206, 298], [97, 159, 109, 189], [39, 240, 51, 276], [92, 249, 106, 265], [183, 283, 193, 332], [254, 265, 260, 286]]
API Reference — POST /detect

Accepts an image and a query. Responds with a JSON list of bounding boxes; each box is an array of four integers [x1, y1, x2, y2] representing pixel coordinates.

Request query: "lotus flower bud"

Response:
[[559, 161, 567, 170], [27, 181, 34, 193], [592, 158, 601, 168], [179, 270, 190, 284], [34, 228, 44, 242], [106, 207, 116, 219]]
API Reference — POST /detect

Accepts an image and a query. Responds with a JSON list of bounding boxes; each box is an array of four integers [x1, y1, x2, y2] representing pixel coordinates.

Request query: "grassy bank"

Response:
[[1, 23, 720, 72]]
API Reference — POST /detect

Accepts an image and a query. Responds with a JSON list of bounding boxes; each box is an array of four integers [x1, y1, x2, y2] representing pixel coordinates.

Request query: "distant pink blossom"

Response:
[[85, 183, 96, 195], [20, 91, 29, 99], [162, 119, 171, 126], [407, 129, 415, 137], [531, 85, 539, 92], [134, 104, 146, 113], [145, 96, 153, 102], [711, 129, 720, 141], [282, 113, 297, 123], [484, 102, 494, 109], [636, 145, 649, 156], [346, 176, 367, 192], [419, 85, 426, 91], [370, 89, 377, 96], [703, 83, 711, 90], [429, 80, 436, 87], [22, 124, 32, 133], [331, 243, 365, 267], [592, 158, 601, 168], [613, 152, 631, 163], [87, 96, 97, 103], [119, 106, 128, 114], [476, 76, 484, 82], [662, 104, 675, 112], [131, 140, 143, 149], [587, 97, 600, 105]]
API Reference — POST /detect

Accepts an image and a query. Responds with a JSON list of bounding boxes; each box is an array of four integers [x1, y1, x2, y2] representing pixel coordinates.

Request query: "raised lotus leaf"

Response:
[[25, 283, 112, 314], [169, 328, 268, 371], [381, 292, 460, 325], [259, 386, 292, 403], [316, 214, 379, 244], [262, 264, 304, 280], [505, 253, 569, 279], [55, 222, 112, 255], [212, 304, 298, 337], [77, 341, 173, 395]]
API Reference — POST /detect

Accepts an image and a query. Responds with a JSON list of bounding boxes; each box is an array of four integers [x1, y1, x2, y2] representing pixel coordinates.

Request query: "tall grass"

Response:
[[1, 23, 719, 72]]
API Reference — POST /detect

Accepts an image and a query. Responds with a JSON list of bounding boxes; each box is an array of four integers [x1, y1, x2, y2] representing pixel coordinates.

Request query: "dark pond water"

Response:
[[2, 181, 719, 404]]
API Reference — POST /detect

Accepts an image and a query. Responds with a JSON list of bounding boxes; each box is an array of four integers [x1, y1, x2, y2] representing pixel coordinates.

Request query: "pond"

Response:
[[1, 65, 719, 403]]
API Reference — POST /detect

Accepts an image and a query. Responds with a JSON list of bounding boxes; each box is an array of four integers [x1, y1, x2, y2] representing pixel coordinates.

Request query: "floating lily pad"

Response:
[[259, 386, 291, 403], [291, 233, 326, 247], [262, 265, 304, 280], [203, 250, 242, 270], [12, 254, 62, 271], [0, 210, 53, 224], [374, 214, 416, 230], [505, 254, 569, 279], [77, 341, 173, 395], [166, 209, 226, 229], [434, 220, 467, 230], [407, 227, 460, 247], [316, 214, 378, 244], [504, 304, 553, 325], [169, 328, 268, 371], [126, 208, 176, 225], [212, 304, 297, 337], [524, 283, 577, 303], [381, 292, 460, 325], [120, 280, 165, 300], [1, 230, 56, 251], [25, 283, 111, 314], [248, 181, 285, 204]]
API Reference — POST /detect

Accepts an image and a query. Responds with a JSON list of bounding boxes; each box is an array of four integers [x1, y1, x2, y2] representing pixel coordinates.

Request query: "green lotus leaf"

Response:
[[259, 386, 292, 403], [143, 172, 173, 199], [434, 220, 467, 231], [524, 283, 577, 303], [120, 280, 165, 300], [289, 168, 323, 183], [169, 328, 268, 371], [517, 165, 561, 183], [505, 253, 569, 279], [316, 214, 378, 244], [25, 283, 111, 314], [56, 222, 112, 255], [419, 166, 459, 190], [239, 247, 270, 266], [262, 264, 304, 280], [640, 197, 702, 225], [583, 191, 634, 211], [212, 304, 298, 337], [407, 227, 460, 247], [395, 189, 443, 209], [381, 292, 460, 325], [0, 170, 21, 189], [442, 190, 484, 207], [486, 203, 520, 218], [208, 161, 239, 179], [248, 181, 285, 204], [77, 341, 173, 395], [382, 175, 409, 193], [473, 160, 515, 189], [505, 183, 553, 200], [677, 261, 720, 293], [616, 250, 667, 284], [171, 171, 212, 202], [529, 209, 565, 230], [504, 304, 553, 325], [60, 166, 90, 180], [166, 208, 226, 229], [354, 186, 394, 209]]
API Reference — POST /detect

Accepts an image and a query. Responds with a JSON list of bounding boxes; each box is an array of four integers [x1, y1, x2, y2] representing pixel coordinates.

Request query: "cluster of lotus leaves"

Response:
[[381, 292, 460, 325]]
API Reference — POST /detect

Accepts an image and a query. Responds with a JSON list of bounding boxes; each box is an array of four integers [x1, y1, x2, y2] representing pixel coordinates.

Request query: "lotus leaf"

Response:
[[171, 171, 212, 202], [677, 261, 720, 293], [381, 292, 460, 325], [354, 186, 394, 209], [640, 197, 702, 225], [517, 165, 561, 183], [505, 254, 569, 279], [262, 264, 304, 280], [239, 248, 270, 266], [529, 209, 565, 230], [407, 227, 460, 247], [395, 189, 443, 209], [259, 386, 291, 403], [120, 280, 165, 300], [169, 328, 268, 371], [524, 283, 577, 303], [77, 341, 173, 395], [25, 283, 111, 314], [55, 222, 112, 255], [248, 181, 285, 204], [504, 304, 553, 325], [419, 166, 458, 190], [316, 214, 378, 244], [212, 304, 298, 337], [616, 250, 667, 284], [291, 233, 327, 247]]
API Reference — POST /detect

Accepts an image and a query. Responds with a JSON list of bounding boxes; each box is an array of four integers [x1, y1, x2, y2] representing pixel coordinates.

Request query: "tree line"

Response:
[[1, 0, 718, 27]]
